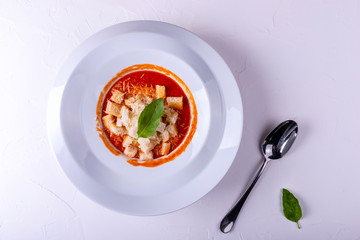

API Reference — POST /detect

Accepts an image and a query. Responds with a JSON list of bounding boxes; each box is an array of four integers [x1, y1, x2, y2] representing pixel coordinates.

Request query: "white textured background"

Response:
[[1, 0, 360, 239]]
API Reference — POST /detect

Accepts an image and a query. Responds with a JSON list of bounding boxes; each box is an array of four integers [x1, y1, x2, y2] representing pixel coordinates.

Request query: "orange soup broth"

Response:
[[102, 71, 191, 158], [96, 64, 197, 167]]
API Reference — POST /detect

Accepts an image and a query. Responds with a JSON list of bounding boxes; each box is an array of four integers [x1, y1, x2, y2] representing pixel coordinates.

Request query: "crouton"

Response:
[[124, 96, 136, 108], [116, 106, 130, 128], [102, 115, 115, 130], [122, 135, 135, 148], [138, 137, 155, 153], [105, 101, 122, 118], [139, 150, 153, 161], [124, 145, 138, 158], [166, 124, 178, 138], [164, 106, 178, 124], [156, 85, 166, 99], [102, 113, 126, 135], [127, 125, 138, 139], [167, 97, 183, 110], [159, 142, 171, 155], [110, 89, 125, 104], [109, 123, 127, 136], [125, 95, 150, 115], [161, 130, 170, 142], [149, 132, 161, 146], [116, 117, 122, 127], [156, 121, 166, 133]]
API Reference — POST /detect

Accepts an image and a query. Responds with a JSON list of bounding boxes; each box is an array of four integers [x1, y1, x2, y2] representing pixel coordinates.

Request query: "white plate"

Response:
[[47, 21, 243, 215]]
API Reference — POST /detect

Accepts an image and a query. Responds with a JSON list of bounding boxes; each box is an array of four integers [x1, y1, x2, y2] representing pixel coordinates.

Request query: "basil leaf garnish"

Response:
[[282, 188, 302, 229], [137, 98, 164, 139]]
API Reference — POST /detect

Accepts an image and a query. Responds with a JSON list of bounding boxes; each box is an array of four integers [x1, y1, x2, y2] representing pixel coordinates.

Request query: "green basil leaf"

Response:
[[137, 98, 164, 139], [282, 188, 302, 229]]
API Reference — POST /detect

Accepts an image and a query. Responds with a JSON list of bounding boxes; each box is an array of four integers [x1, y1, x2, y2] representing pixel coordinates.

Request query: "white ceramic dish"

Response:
[[47, 21, 243, 215]]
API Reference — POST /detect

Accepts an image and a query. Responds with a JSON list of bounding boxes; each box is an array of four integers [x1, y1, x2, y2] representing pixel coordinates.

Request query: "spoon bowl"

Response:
[[262, 120, 298, 159], [220, 120, 298, 233]]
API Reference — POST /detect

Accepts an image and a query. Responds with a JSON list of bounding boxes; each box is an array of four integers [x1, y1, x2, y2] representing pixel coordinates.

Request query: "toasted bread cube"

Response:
[[166, 124, 178, 138], [161, 130, 170, 142], [164, 106, 178, 124], [159, 142, 171, 155], [156, 121, 166, 133], [138, 137, 155, 153], [116, 106, 130, 128], [121, 106, 130, 122], [116, 117, 122, 127], [139, 150, 153, 161], [105, 101, 122, 118], [124, 96, 136, 108], [110, 90, 125, 104], [122, 135, 135, 148], [102, 115, 115, 130], [124, 145, 138, 158], [109, 123, 127, 135], [103, 115, 125, 135], [167, 97, 183, 110], [127, 125, 138, 139], [156, 85, 166, 99], [149, 132, 161, 146]]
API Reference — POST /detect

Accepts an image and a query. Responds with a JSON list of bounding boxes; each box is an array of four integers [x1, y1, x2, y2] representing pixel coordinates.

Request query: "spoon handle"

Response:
[[220, 158, 269, 233]]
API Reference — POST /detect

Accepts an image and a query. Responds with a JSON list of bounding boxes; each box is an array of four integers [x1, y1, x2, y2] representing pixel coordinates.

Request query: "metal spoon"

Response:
[[220, 120, 298, 233]]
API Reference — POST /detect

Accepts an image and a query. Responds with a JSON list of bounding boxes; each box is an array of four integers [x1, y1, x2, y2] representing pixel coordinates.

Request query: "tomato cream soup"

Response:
[[96, 64, 197, 167]]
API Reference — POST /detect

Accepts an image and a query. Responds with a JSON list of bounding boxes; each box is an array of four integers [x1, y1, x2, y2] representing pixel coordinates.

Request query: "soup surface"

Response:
[[96, 64, 197, 167]]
